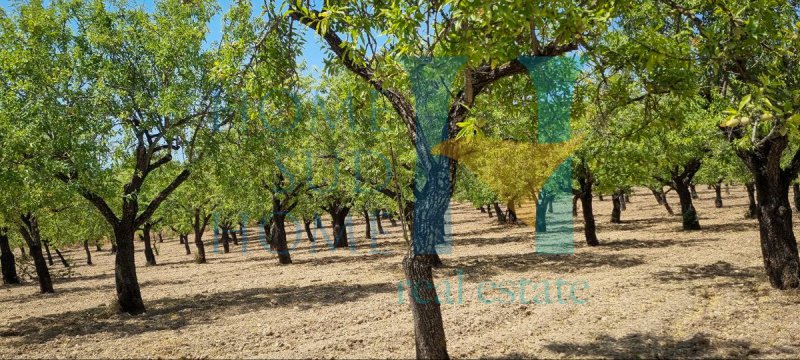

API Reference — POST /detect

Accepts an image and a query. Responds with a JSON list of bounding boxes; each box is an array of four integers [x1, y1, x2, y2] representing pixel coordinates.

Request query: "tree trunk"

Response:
[[221, 228, 231, 254], [690, 184, 699, 199], [95, 240, 102, 252], [375, 210, 386, 234], [142, 224, 157, 266], [572, 194, 579, 216], [668, 159, 703, 230], [364, 210, 372, 239], [673, 179, 701, 230], [84, 240, 93, 265], [493, 202, 506, 223], [329, 206, 351, 248], [611, 191, 623, 224], [486, 204, 493, 217], [746, 182, 758, 219], [740, 143, 800, 289], [506, 201, 518, 223], [651, 188, 664, 204], [54, 248, 69, 268], [113, 223, 145, 314], [598, 194, 604, 201], [793, 183, 800, 213], [535, 196, 547, 232], [713, 182, 723, 208], [661, 189, 675, 215], [619, 193, 627, 211], [479, 206, 486, 213], [0, 229, 20, 285], [19, 214, 53, 293], [388, 212, 398, 226], [578, 174, 599, 247], [182, 234, 191, 255], [158, 232, 163, 243], [315, 215, 323, 228], [231, 231, 239, 246], [43, 240, 54, 266], [111, 241, 117, 254], [548, 198, 555, 213], [402, 251, 448, 359], [271, 212, 292, 264], [193, 209, 209, 264], [303, 218, 314, 243]]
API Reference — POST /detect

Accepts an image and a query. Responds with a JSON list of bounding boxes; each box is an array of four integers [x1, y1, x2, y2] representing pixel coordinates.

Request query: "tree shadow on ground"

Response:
[[537, 332, 754, 358], [0, 281, 394, 345], [0, 279, 190, 306], [601, 237, 721, 251], [653, 261, 758, 283], [444, 251, 644, 278]]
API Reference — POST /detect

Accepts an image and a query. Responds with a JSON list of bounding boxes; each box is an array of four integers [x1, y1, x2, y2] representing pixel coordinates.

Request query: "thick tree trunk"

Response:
[[713, 182, 723, 208], [673, 180, 701, 230], [402, 251, 448, 359], [141, 224, 157, 266], [84, 240, 93, 265], [506, 201, 518, 223], [221, 228, 231, 254], [0, 229, 20, 285], [231, 231, 239, 246], [493, 202, 506, 223], [271, 213, 292, 264], [611, 191, 623, 224], [578, 173, 599, 247], [113, 223, 145, 314], [329, 206, 351, 248], [375, 210, 386, 234], [19, 214, 53, 293], [740, 143, 800, 289], [619, 193, 627, 211], [43, 240, 54, 266], [54, 248, 69, 268], [364, 210, 372, 239]]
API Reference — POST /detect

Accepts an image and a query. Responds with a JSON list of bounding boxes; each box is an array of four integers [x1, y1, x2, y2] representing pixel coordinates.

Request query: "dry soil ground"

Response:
[[1, 186, 800, 359]]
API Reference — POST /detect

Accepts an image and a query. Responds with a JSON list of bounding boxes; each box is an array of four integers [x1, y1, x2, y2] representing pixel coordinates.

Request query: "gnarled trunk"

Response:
[[740, 141, 800, 289], [303, 217, 314, 243], [271, 212, 292, 264], [670, 160, 702, 230], [141, 223, 157, 266], [745, 183, 758, 219], [193, 208, 210, 264], [19, 214, 53, 293], [611, 191, 623, 224], [328, 205, 351, 248], [1, 229, 20, 285], [113, 222, 145, 314], [493, 202, 506, 223]]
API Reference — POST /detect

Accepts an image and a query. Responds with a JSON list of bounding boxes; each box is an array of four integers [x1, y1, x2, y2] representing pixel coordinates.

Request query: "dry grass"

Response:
[[1, 186, 799, 359]]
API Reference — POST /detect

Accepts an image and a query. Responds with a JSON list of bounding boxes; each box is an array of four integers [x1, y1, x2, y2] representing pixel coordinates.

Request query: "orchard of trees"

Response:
[[1, 0, 800, 358]]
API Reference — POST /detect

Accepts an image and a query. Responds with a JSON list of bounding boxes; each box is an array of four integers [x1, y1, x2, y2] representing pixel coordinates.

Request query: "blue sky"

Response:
[[0, 0, 329, 77]]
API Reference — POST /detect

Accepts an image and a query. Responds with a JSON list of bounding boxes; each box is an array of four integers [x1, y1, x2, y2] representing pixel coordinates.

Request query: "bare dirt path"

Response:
[[1, 186, 799, 359]]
